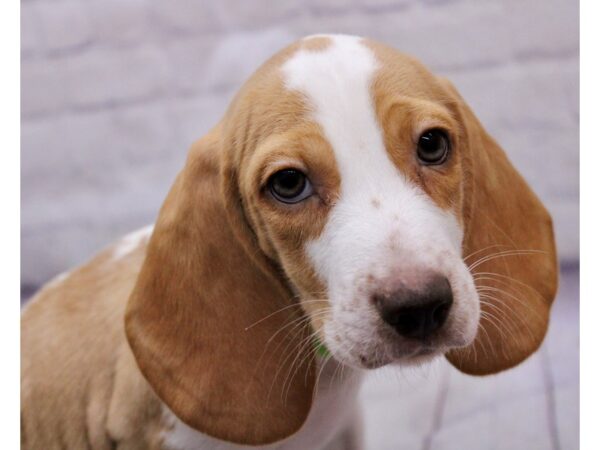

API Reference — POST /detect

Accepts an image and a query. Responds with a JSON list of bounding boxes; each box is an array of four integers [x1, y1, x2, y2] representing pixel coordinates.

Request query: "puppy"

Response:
[[21, 34, 558, 449]]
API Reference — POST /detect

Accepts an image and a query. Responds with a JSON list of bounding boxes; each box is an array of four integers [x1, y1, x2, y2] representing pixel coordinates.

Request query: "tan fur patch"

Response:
[[301, 35, 333, 52], [367, 39, 464, 219]]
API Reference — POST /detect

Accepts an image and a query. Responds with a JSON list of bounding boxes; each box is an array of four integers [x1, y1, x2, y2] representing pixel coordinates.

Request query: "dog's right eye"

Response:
[[268, 169, 313, 204]]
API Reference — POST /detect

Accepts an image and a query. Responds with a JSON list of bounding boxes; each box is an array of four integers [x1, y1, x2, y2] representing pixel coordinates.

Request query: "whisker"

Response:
[[479, 314, 511, 360], [468, 249, 546, 271], [268, 326, 316, 402], [473, 271, 546, 302], [477, 296, 527, 336], [266, 309, 332, 400], [328, 342, 355, 391], [479, 308, 513, 342], [281, 330, 322, 402], [463, 243, 511, 263], [282, 325, 327, 389], [303, 332, 333, 385], [476, 284, 545, 323], [254, 310, 329, 394], [265, 312, 329, 381], [478, 294, 536, 342], [245, 299, 329, 330], [312, 353, 334, 400], [474, 314, 496, 355]]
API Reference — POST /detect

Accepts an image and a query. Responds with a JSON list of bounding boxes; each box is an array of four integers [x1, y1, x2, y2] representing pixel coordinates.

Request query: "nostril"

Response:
[[391, 306, 425, 338], [431, 298, 452, 327], [374, 275, 453, 340]]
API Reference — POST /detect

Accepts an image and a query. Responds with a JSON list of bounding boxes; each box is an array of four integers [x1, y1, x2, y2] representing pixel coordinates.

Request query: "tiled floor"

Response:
[[360, 269, 579, 450]]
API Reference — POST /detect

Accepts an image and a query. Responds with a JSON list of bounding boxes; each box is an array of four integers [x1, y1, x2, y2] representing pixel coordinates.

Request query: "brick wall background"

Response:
[[21, 0, 579, 293]]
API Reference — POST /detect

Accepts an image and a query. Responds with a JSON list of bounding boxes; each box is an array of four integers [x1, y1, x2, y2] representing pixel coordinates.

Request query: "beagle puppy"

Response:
[[21, 34, 558, 449]]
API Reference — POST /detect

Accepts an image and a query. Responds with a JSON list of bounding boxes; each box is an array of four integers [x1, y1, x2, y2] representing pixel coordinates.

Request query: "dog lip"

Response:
[[351, 344, 441, 369], [413, 347, 437, 356], [392, 344, 441, 361], [358, 353, 389, 369]]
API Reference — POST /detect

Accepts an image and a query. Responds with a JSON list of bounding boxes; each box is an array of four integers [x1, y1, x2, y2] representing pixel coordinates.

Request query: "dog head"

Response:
[[126, 35, 558, 445]]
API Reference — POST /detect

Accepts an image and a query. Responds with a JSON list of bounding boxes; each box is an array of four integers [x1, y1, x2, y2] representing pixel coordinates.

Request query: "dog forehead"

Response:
[[279, 34, 404, 193], [281, 34, 378, 92]]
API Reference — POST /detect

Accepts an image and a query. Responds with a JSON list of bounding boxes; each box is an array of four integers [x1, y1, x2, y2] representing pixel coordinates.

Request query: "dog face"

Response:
[[126, 35, 558, 445], [234, 35, 479, 369]]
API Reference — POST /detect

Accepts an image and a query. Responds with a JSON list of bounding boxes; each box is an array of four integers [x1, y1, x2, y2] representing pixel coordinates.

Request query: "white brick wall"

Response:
[[21, 0, 579, 290]]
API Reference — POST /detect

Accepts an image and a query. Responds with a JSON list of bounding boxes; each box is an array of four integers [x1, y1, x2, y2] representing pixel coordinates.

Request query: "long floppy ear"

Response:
[[125, 128, 315, 445], [440, 79, 559, 375]]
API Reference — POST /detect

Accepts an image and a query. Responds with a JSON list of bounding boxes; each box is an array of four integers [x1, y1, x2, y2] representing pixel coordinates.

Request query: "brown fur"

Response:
[[439, 78, 558, 373], [21, 35, 558, 448], [21, 241, 167, 449]]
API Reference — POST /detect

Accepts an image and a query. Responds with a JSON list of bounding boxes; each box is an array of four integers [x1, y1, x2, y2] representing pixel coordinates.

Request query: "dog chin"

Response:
[[385, 346, 443, 368], [328, 344, 445, 370]]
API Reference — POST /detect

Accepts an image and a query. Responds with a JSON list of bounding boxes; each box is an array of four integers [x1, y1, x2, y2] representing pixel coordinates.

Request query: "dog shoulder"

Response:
[[21, 226, 161, 448]]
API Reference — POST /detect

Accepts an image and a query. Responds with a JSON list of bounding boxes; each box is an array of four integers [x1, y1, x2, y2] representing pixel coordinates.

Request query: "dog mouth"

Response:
[[320, 315, 474, 370], [348, 346, 439, 370], [322, 332, 449, 370], [413, 346, 438, 357]]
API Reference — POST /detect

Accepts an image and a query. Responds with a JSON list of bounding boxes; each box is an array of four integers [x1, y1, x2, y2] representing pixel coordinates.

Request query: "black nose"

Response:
[[373, 275, 453, 340]]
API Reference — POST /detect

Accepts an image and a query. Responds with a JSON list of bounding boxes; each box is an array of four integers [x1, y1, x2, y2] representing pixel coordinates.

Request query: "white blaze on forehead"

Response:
[[281, 35, 462, 285], [282, 35, 398, 194], [280, 36, 476, 365]]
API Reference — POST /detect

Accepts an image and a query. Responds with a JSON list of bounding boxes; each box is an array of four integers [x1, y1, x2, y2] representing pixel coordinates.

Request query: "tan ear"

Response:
[[440, 79, 559, 375], [125, 128, 315, 445]]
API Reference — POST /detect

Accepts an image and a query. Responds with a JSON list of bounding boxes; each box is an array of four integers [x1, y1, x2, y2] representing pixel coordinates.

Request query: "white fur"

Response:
[[112, 224, 154, 260], [45, 270, 71, 289], [161, 359, 363, 450], [282, 35, 479, 368]]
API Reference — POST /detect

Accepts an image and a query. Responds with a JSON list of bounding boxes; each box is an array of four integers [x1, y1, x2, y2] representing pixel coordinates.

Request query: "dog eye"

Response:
[[268, 169, 313, 204], [417, 129, 450, 165]]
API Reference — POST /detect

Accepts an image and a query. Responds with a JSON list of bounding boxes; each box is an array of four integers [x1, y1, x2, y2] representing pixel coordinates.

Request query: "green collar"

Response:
[[314, 338, 331, 358]]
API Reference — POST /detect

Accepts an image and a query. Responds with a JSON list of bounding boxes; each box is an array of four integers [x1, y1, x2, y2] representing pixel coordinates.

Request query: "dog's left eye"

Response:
[[417, 129, 450, 165], [268, 169, 314, 204]]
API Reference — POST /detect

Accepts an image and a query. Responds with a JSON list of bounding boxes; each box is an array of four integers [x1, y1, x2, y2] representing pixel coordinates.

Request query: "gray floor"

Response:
[[359, 269, 579, 450]]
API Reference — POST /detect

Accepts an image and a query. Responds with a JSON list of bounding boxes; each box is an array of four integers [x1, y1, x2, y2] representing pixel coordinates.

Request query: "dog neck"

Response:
[[160, 358, 363, 450]]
